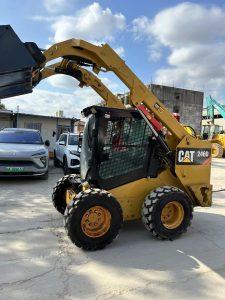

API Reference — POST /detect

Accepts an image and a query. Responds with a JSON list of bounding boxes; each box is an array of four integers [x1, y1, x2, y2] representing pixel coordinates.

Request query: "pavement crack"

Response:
[[194, 228, 224, 250], [0, 226, 44, 235], [0, 267, 55, 288], [0, 225, 62, 235]]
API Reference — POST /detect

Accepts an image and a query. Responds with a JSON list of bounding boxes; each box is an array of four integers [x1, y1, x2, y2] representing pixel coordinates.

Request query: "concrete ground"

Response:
[[0, 159, 225, 300]]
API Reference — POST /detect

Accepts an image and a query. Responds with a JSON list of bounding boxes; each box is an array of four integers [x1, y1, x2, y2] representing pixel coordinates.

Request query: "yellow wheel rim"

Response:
[[81, 206, 111, 238], [212, 144, 219, 158], [161, 201, 184, 229]]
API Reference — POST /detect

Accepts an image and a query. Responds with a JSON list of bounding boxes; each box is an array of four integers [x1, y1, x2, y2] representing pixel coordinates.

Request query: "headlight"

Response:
[[40, 156, 47, 167], [69, 150, 78, 155]]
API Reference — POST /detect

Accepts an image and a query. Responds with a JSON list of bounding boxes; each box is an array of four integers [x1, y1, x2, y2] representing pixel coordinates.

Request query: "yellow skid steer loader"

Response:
[[0, 25, 212, 250]]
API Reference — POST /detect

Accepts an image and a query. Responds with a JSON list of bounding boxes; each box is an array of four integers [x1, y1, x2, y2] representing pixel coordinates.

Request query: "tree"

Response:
[[0, 100, 6, 110]]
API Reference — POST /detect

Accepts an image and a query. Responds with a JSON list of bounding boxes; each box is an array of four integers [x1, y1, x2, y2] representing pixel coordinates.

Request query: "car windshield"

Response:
[[0, 131, 43, 144], [68, 135, 79, 145]]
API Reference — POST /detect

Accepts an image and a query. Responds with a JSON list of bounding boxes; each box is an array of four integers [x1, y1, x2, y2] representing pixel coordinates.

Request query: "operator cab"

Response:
[[80, 106, 166, 190]]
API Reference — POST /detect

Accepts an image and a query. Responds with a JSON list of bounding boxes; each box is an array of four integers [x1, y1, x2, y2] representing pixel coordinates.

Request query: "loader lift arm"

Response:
[[0, 24, 195, 140], [42, 60, 174, 167], [40, 59, 125, 110], [38, 39, 187, 141], [41, 59, 165, 134]]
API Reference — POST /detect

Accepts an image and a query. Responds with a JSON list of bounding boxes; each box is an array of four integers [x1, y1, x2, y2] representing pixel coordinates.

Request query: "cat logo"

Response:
[[177, 148, 211, 165], [178, 150, 195, 163]]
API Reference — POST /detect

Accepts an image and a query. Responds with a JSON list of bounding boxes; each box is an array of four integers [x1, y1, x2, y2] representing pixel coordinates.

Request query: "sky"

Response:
[[2, 0, 225, 118]]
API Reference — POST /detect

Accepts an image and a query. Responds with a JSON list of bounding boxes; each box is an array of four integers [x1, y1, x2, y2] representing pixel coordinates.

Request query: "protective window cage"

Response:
[[99, 116, 153, 179]]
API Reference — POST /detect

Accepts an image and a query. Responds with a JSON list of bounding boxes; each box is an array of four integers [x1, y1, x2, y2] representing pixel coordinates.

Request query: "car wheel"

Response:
[[63, 156, 70, 175], [54, 151, 60, 167]]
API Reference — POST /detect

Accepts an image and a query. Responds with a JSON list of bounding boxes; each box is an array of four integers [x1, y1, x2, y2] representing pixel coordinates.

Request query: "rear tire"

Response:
[[64, 189, 123, 250], [142, 186, 193, 240], [212, 143, 223, 158], [52, 174, 81, 214]]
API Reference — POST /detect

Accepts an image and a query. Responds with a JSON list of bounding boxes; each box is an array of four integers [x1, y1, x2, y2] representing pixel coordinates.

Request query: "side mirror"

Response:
[[59, 141, 66, 146], [45, 140, 50, 147]]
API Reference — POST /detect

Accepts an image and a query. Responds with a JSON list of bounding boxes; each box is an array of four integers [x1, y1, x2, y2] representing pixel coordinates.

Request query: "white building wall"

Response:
[[202, 118, 225, 129], [17, 115, 72, 154], [0, 117, 11, 129], [0, 112, 12, 129]]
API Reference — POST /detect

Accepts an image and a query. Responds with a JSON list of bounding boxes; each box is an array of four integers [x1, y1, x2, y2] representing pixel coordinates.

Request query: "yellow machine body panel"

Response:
[[109, 136, 212, 221], [109, 168, 183, 221], [175, 136, 212, 207]]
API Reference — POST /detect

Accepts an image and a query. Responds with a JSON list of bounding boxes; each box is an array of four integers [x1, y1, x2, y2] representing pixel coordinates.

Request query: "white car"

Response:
[[54, 132, 81, 174]]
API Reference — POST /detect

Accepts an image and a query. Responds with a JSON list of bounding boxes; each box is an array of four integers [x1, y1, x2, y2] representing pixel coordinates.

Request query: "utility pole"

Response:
[[16, 105, 19, 128]]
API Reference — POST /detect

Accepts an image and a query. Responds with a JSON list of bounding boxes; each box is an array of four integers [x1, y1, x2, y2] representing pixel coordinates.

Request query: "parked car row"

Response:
[[0, 129, 81, 179]]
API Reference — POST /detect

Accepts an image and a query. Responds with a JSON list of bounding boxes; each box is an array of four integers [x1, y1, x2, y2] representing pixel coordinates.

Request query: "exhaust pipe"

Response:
[[0, 25, 45, 99]]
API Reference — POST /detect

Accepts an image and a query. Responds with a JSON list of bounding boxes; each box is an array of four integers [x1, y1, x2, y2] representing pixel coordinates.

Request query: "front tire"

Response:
[[64, 189, 123, 250], [142, 186, 193, 240], [52, 174, 81, 214]]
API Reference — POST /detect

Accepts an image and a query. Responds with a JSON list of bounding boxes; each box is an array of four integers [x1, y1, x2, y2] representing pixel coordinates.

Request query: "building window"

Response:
[[57, 125, 71, 139], [175, 93, 182, 100], [24, 122, 42, 132], [173, 105, 180, 113]]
